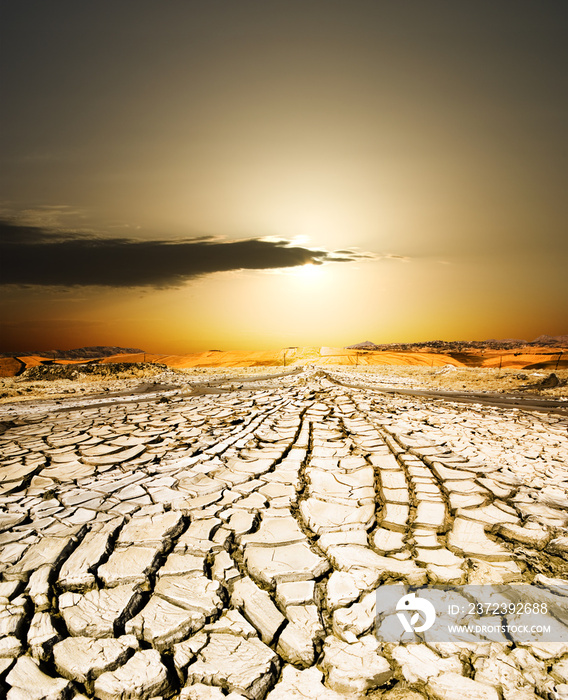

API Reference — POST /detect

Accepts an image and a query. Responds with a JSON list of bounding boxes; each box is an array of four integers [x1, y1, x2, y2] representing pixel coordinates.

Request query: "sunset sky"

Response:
[[1, 1, 567, 353]]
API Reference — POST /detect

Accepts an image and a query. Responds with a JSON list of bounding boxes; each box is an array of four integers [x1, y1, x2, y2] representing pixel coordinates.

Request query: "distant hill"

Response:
[[532, 335, 568, 346], [345, 341, 380, 350], [346, 336, 568, 351], [1, 346, 145, 359]]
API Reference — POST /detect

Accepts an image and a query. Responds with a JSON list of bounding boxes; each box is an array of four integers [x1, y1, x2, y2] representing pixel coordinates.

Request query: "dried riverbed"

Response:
[[0, 368, 567, 698]]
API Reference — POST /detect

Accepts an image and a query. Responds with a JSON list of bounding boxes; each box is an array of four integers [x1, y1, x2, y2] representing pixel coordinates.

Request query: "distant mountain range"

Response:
[[0, 346, 145, 359], [346, 335, 568, 350]]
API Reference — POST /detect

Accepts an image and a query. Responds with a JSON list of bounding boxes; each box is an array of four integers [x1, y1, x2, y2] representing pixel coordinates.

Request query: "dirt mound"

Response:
[[541, 373, 561, 388]]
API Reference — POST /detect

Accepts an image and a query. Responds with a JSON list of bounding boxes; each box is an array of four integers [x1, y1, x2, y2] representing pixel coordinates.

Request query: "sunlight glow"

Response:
[[297, 262, 323, 280]]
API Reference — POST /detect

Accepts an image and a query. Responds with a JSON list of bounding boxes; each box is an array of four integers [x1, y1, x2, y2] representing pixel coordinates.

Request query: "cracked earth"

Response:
[[0, 368, 567, 699]]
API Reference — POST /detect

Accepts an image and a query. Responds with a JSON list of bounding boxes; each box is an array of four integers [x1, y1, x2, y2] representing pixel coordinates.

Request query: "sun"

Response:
[[297, 262, 323, 280]]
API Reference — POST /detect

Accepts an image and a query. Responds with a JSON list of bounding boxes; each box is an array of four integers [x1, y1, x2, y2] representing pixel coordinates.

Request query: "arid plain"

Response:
[[0, 347, 567, 699]]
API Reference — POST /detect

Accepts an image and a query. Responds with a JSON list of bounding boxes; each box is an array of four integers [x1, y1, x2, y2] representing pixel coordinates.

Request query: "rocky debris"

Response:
[[539, 373, 561, 388]]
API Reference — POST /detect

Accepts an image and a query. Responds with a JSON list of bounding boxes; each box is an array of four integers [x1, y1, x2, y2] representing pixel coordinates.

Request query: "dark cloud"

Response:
[[0, 220, 370, 288]]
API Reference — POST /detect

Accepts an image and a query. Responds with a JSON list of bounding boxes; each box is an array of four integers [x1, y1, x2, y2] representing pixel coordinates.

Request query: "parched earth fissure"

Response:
[[0, 368, 568, 699]]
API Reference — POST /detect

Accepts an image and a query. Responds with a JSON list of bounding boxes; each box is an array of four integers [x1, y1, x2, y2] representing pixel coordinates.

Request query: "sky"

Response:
[[1, 0, 567, 353]]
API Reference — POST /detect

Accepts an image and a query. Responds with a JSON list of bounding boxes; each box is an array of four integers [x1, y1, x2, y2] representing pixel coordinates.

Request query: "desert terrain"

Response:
[[0, 356, 568, 699]]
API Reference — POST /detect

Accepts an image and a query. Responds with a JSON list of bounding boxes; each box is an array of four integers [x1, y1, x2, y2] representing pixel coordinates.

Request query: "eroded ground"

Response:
[[0, 368, 567, 699]]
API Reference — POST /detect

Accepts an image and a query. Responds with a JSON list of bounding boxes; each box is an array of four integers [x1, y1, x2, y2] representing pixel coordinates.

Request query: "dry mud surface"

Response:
[[0, 368, 568, 699]]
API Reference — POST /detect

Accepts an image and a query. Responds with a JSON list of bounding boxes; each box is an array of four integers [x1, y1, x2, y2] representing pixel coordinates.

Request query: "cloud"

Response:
[[0, 220, 373, 288]]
